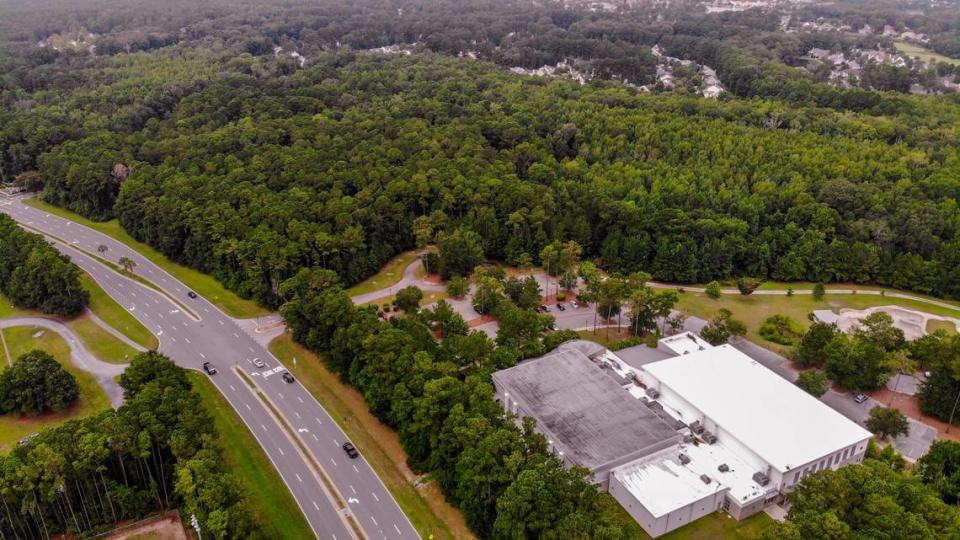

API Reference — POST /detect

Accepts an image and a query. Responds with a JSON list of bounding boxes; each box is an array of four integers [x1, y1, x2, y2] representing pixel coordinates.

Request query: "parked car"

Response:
[[571, 301, 579, 308], [202, 362, 217, 375], [342, 442, 360, 459], [557, 303, 566, 311], [282, 372, 295, 384], [541, 305, 551, 312], [853, 393, 868, 404], [252, 358, 265, 368], [187, 291, 198, 299]]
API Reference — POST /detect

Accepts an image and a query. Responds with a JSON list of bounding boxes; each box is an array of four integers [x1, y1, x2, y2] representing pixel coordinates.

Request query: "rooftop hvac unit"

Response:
[[678, 453, 691, 465], [683, 434, 695, 444], [752, 472, 770, 486], [702, 433, 718, 445], [645, 387, 660, 399], [700, 474, 712, 484], [689, 421, 705, 435], [718, 464, 730, 473]]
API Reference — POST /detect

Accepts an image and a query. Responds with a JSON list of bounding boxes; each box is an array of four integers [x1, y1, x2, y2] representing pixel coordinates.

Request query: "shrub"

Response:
[[705, 281, 722, 299], [759, 314, 805, 345]]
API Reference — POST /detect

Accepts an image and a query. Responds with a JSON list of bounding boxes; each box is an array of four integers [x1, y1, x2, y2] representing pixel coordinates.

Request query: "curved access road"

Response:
[[0, 194, 418, 540], [0, 317, 126, 407]]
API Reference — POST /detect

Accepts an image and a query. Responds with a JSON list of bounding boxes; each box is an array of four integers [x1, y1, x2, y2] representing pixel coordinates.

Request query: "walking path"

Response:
[[86, 309, 150, 352], [0, 317, 127, 407]]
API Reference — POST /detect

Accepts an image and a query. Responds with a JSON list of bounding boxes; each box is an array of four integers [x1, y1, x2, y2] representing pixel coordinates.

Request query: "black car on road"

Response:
[[282, 371, 295, 384], [202, 362, 217, 375], [342, 442, 359, 459], [188, 291, 198, 299]]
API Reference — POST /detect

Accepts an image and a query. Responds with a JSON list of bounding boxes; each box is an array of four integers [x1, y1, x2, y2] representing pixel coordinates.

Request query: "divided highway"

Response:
[[0, 193, 418, 540]]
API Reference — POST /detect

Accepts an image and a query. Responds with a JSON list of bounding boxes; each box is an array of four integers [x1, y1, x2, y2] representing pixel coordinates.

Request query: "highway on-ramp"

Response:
[[0, 193, 419, 540]]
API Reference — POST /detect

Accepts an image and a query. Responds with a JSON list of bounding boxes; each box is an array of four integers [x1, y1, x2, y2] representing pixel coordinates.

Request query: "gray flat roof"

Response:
[[614, 344, 674, 370], [493, 346, 681, 472]]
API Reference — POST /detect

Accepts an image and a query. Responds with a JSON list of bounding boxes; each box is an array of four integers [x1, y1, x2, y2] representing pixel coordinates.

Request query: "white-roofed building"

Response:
[[613, 335, 872, 536]]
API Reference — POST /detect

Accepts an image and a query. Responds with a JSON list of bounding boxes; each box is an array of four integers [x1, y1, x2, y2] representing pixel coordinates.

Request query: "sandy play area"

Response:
[[830, 305, 960, 340]]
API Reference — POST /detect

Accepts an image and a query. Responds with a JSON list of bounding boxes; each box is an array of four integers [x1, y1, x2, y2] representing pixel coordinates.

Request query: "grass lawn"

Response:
[[0, 325, 111, 452], [67, 317, 140, 364], [25, 198, 269, 319], [595, 493, 775, 539], [927, 319, 958, 335], [81, 273, 157, 349], [268, 334, 472, 540], [895, 41, 960, 65], [679, 290, 960, 354], [187, 372, 314, 540], [346, 250, 420, 296]]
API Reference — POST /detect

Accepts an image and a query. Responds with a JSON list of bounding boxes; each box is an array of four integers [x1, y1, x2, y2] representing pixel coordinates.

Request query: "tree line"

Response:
[[0, 214, 88, 317], [0, 352, 256, 539], [0, 350, 79, 415], [5, 53, 957, 309]]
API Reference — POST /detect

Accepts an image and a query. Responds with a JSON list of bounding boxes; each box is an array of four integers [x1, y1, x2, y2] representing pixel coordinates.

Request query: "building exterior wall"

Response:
[[778, 437, 870, 491], [610, 471, 727, 538]]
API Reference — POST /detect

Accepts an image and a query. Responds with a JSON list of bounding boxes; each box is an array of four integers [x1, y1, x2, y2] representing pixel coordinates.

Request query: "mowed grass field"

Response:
[[186, 371, 314, 540], [927, 319, 958, 335], [895, 41, 960, 65], [25, 198, 270, 319], [0, 325, 111, 452], [268, 334, 472, 540]]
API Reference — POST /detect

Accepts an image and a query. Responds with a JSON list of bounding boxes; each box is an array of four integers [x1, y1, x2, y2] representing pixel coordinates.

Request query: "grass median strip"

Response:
[[80, 273, 157, 349], [234, 368, 366, 539], [187, 372, 314, 540], [25, 198, 270, 319]]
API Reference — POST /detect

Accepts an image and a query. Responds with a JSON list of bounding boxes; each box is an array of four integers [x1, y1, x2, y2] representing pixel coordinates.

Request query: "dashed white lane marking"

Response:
[[315, 417, 322, 424], [312, 434, 319, 441], [184, 337, 191, 344], [330, 458, 337, 467], [278, 447, 285, 456], [218, 320, 224, 325], [260, 424, 268, 432], [169, 336, 176, 343], [353, 465, 359, 473], [349, 485, 356, 494], [248, 347, 255, 353], [278, 392, 284, 400], [394, 524, 401, 535], [204, 308, 210, 313], [312, 501, 320, 511], [158, 313, 164, 319], [373, 492, 380, 502], [199, 352, 206, 359], [233, 332, 239, 338], [294, 412, 301, 419], [245, 403, 251, 411], [229, 385, 236, 392], [370, 517, 378, 527], [297, 396, 304, 404], [296, 473, 302, 483]]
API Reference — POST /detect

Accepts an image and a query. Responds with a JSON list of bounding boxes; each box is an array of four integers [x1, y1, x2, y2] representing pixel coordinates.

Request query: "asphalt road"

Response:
[[0, 193, 418, 540]]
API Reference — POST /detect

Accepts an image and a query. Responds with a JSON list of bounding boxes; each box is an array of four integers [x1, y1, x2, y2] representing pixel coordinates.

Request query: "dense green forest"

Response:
[[0, 214, 89, 316], [0, 352, 255, 539], [14, 49, 960, 305]]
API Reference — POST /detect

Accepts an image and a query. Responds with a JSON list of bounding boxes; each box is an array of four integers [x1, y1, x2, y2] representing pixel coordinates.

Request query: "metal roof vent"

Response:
[[702, 432, 718, 445], [689, 421, 704, 434], [752, 472, 770, 486], [645, 387, 660, 399], [678, 453, 691, 465], [700, 474, 711, 484], [718, 464, 730, 473]]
